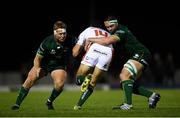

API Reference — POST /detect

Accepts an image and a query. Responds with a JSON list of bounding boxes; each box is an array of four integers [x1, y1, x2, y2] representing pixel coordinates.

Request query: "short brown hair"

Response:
[[53, 21, 67, 30], [104, 15, 118, 22]]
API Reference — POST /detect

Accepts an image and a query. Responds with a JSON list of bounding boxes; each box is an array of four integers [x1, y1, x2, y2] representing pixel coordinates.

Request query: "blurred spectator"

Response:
[[164, 52, 176, 86], [151, 52, 166, 86]]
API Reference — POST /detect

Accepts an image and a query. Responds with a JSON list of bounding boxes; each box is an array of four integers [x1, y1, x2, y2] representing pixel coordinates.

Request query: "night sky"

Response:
[[0, 1, 179, 71]]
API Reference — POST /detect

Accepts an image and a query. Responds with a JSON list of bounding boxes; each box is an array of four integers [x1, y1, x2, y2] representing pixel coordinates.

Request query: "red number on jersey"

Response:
[[94, 30, 108, 37]]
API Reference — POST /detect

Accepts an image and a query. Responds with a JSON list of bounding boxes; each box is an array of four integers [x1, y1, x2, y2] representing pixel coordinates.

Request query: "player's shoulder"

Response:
[[80, 27, 96, 35], [119, 24, 131, 31], [115, 24, 129, 34], [84, 26, 96, 31], [85, 26, 102, 31], [89, 26, 104, 30], [79, 27, 92, 34], [43, 34, 53, 41], [41, 34, 54, 44]]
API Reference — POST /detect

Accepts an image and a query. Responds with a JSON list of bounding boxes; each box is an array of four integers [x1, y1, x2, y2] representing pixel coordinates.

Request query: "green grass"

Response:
[[0, 89, 180, 117]]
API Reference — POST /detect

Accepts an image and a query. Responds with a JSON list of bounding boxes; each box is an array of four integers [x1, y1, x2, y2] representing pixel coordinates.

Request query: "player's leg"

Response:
[[46, 69, 67, 110], [74, 67, 104, 110], [132, 80, 161, 108], [132, 64, 160, 109], [74, 45, 109, 110], [75, 64, 92, 85], [81, 74, 92, 92], [11, 67, 45, 110], [113, 60, 139, 110], [76, 45, 98, 86], [80, 48, 112, 92], [113, 59, 160, 110]]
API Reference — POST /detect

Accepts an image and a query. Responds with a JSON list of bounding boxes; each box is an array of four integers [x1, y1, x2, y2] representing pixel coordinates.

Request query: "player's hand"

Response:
[[84, 39, 92, 51]]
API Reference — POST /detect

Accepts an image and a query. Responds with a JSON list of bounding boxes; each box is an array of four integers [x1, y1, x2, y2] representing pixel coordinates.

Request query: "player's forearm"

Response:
[[72, 44, 82, 57], [33, 54, 42, 68], [88, 38, 107, 45], [88, 35, 119, 45]]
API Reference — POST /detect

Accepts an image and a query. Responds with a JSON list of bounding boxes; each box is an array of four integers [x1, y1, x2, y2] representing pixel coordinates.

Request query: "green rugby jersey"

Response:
[[112, 25, 151, 60], [113, 25, 150, 56], [37, 35, 71, 71]]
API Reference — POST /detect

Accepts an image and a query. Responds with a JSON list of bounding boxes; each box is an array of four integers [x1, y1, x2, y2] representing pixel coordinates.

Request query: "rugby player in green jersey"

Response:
[[88, 16, 161, 110], [11, 20, 72, 110]]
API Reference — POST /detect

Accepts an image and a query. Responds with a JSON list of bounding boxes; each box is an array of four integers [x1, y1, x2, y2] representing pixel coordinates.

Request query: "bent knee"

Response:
[[54, 82, 64, 90], [119, 73, 131, 81]]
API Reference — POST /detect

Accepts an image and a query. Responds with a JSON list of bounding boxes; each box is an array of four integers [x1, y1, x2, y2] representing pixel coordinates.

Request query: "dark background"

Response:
[[0, 1, 179, 71]]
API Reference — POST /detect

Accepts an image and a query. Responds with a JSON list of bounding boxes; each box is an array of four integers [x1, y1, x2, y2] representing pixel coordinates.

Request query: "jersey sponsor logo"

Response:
[[93, 49, 107, 55], [50, 49, 56, 54], [133, 54, 140, 59], [57, 46, 61, 49], [103, 64, 108, 69]]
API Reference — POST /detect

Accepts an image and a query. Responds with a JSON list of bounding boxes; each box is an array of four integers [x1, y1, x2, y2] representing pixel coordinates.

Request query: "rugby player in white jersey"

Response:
[[72, 26, 113, 110]]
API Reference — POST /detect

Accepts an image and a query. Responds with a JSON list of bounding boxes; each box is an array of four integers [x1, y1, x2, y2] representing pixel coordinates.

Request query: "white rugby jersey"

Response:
[[77, 27, 113, 49]]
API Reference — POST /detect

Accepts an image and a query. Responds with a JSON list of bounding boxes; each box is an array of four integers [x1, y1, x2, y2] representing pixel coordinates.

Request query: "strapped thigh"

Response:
[[123, 60, 137, 79]]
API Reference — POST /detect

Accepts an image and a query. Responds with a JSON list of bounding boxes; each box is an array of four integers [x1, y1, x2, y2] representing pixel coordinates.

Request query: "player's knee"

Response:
[[119, 73, 126, 80], [55, 83, 64, 91], [75, 75, 85, 85], [119, 72, 131, 81], [55, 79, 64, 89]]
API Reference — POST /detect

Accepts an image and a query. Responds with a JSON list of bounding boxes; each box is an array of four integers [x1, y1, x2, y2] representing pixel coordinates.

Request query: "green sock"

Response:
[[15, 86, 29, 106], [48, 88, 63, 102], [77, 84, 94, 106], [76, 75, 85, 85], [133, 82, 153, 98], [122, 80, 134, 105]]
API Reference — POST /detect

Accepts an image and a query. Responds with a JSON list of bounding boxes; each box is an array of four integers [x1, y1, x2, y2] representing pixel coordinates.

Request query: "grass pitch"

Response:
[[0, 89, 180, 117]]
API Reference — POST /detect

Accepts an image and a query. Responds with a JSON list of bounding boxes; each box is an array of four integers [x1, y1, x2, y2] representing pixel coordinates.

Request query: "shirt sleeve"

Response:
[[37, 40, 47, 57], [76, 28, 89, 46]]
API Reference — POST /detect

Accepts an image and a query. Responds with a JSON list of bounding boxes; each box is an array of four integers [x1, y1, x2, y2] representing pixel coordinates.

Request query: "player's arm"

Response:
[[34, 42, 45, 68], [34, 54, 43, 69], [33, 42, 46, 77], [33, 54, 43, 78], [88, 35, 120, 45], [72, 32, 86, 57], [72, 44, 83, 57]]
